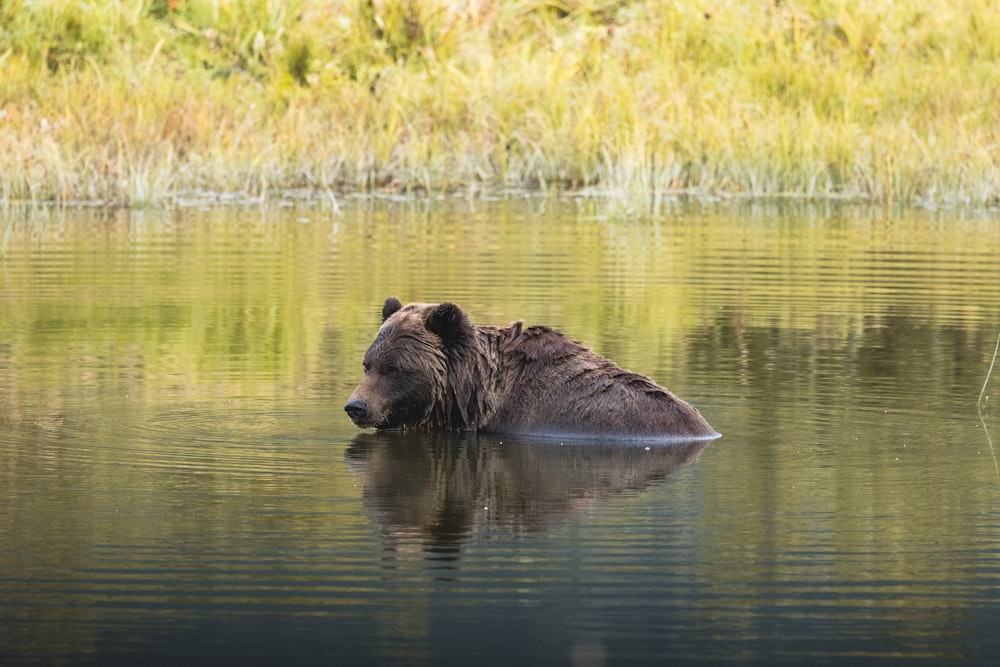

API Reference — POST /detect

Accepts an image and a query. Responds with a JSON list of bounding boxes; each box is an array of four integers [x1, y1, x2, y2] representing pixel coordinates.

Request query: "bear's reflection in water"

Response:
[[346, 431, 710, 559]]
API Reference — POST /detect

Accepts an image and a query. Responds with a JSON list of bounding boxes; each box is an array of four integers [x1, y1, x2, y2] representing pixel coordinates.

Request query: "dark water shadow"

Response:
[[345, 431, 710, 559]]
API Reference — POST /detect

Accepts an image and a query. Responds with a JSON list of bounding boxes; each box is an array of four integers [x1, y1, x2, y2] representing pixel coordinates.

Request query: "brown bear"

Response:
[[344, 297, 719, 440]]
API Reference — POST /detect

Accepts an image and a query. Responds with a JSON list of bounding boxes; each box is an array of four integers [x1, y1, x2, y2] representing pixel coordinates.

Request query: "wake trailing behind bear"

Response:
[[344, 298, 719, 440]]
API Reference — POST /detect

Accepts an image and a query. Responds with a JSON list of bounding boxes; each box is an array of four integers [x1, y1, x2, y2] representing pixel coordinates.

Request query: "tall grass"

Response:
[[1, 0, 999, 210]]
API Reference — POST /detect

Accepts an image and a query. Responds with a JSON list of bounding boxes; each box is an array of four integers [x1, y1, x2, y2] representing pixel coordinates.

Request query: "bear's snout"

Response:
[[344, 398, 370, 425]]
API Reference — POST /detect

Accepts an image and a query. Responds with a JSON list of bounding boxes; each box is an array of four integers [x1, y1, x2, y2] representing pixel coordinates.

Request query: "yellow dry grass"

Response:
[[1, 0, 998, 211]]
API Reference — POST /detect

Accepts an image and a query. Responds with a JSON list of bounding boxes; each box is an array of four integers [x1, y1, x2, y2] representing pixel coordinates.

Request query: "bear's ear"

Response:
[[426, 302, 471, 347], [382, 297, 403, 322]]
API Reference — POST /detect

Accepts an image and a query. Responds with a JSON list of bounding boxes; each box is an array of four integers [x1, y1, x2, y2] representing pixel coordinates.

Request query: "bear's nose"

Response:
[[344, 399, 369, 421]]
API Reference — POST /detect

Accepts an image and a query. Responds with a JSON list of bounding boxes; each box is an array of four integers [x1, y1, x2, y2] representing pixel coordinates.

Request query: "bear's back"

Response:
[[487, 325, 717, 439]]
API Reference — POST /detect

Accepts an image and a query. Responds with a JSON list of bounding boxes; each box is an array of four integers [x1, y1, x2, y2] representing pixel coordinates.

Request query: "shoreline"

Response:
[[4, 188, 997, 221]]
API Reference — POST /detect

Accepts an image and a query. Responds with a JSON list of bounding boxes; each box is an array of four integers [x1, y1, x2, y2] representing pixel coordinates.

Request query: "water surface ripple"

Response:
[[2, 201, 1000, 665]]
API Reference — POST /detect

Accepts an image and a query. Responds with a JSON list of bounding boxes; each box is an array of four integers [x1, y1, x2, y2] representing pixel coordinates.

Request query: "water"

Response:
[[2, 199, 1000, 665]]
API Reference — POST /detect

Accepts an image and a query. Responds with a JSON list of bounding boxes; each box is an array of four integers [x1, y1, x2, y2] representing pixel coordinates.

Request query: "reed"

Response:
[[1, 0, 998, 210], [981, 332, 1000, 414]]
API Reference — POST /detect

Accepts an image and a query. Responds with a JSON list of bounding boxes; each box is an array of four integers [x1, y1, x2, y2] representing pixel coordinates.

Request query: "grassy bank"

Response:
[[1, 0, 999, 211]]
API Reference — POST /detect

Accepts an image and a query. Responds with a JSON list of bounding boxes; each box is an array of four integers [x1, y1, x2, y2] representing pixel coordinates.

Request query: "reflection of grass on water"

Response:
[[1, 0, 999, 209]]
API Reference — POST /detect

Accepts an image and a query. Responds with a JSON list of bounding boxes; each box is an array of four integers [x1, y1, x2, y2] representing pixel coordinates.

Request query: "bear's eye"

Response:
[[382, 362, 401, 376]]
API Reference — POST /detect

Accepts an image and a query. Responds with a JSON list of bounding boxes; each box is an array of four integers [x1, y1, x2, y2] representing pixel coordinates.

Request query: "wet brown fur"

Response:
[[345, 298, 719, 440]]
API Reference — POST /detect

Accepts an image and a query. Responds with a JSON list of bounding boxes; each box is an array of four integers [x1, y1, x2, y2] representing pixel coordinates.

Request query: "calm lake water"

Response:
[[2, 198, 1000, 665]]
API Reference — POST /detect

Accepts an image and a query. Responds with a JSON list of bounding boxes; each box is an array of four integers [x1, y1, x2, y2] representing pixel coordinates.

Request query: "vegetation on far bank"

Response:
[[1, 0, 999, 212]]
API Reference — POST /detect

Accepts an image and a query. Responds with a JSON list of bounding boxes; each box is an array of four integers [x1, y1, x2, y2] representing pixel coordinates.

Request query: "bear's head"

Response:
[[345, 297, 474, 430]]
